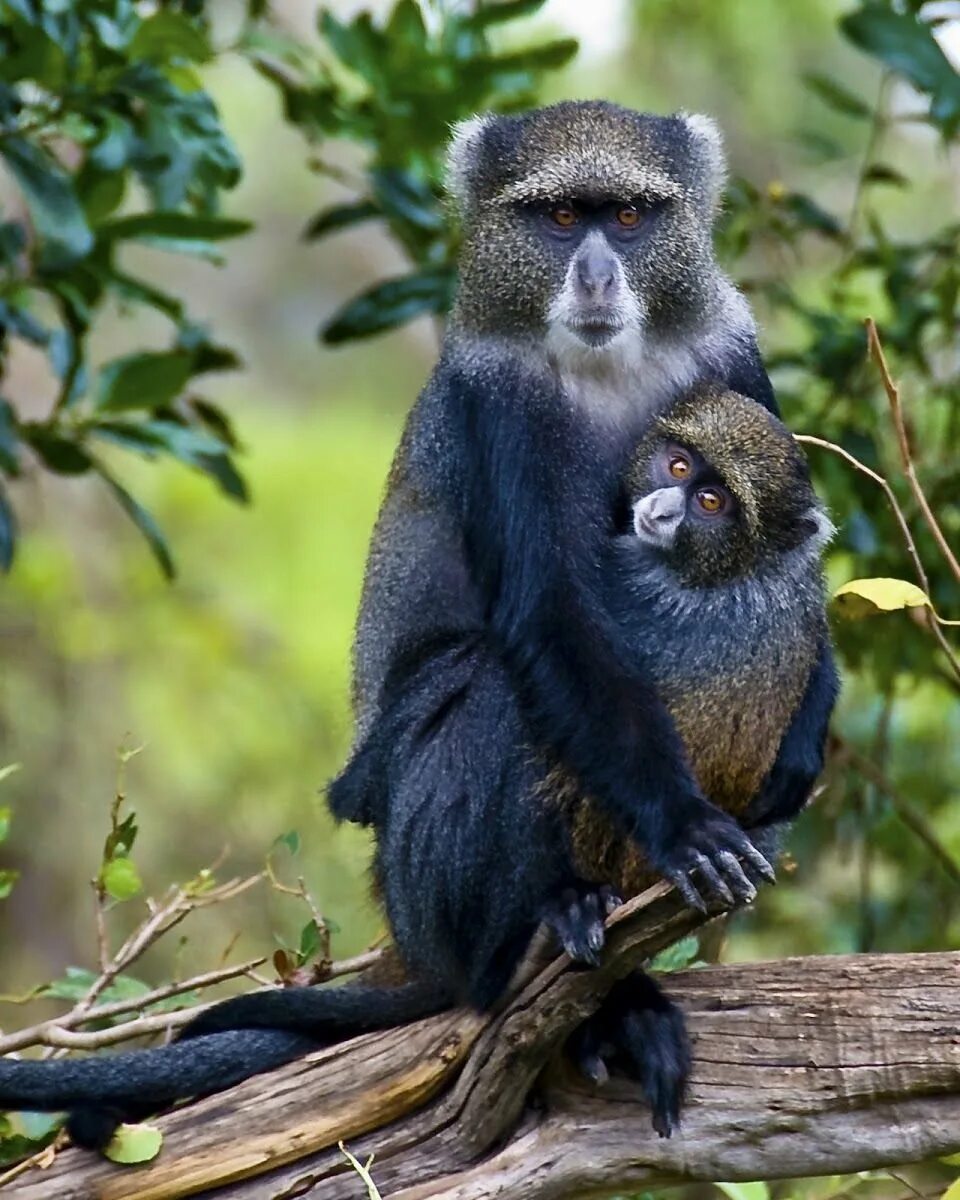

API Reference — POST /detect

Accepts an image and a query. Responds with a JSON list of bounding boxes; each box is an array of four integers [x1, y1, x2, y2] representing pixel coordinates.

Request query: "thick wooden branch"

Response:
[[6, 885, 959, 1200]]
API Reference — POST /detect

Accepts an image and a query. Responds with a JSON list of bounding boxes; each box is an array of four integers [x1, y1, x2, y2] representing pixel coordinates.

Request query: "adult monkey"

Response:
[[0, 103, 833, 1146]]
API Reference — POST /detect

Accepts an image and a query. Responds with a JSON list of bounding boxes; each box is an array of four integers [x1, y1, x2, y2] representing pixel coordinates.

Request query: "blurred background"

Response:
[[0, 0, 957, 1037]]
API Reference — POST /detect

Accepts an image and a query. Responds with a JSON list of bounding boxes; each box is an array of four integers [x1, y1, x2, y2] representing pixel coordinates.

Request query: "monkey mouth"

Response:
[[566, 316, 625, 348]]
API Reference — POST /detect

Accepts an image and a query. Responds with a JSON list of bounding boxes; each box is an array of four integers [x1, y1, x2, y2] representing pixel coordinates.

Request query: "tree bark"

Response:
[[6, 883, 960, 1200]]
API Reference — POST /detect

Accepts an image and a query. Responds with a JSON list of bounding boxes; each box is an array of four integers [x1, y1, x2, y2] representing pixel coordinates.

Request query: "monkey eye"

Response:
[[616, 204, 642, 228], [696, 488, 727, 515], [549, 202, 579, 228], [668, 453, 692, 480]]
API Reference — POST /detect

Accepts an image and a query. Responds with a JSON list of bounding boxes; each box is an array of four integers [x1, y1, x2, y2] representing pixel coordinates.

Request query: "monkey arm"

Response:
[[442, 352, 773, 910], [742, 636, 839, 830]]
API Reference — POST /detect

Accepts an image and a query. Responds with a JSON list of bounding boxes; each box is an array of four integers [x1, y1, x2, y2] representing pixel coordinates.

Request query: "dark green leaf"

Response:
[[98, 213, 252, 243], [0, 482, 15, 571], [318, 12, 385, 85], [322, 270, 455, 344], [298, 920, 323, 962], [274, 830, 300, 856], [96, 351, 195, 412], [842, 7, 960, 135], [783, 192, 845, 240], [24, 427, 92, 475], [466, 0, 548, 28], [303, 200, 381, 241], [0, 221, 26, 265], [188, 399, 239, 448], [386, 0, 426, 46], [0, 138, 94, 270], [129, 12, 211, 64], [0, 399, 20, 476], [803, 72, 872, 118], [371, 170, 444, 232], [96, 464, 175, 579], [76, 166, 126, 224], [862, 163, 909, 187]]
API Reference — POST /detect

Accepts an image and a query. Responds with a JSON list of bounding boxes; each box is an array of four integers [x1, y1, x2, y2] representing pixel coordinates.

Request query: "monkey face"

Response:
[[627, 388, 832, 586], [446, 102, 723, 342]]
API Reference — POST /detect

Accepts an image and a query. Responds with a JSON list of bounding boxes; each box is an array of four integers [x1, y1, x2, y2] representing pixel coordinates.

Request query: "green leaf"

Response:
[[0, 138, 94, 270], [274, 830, 301, 856], [466, 0, 548, 28], [941, 1181, 960, 1200], [99, 855, 142, 901], [650, 935, 701, 972], [841, 7, 960, 136], [41, 966, 99, 1001], [105, 1123, 163, 1165], [303, 201, 381, 242], [803, 72, 871, 118], [0, 400, 19, 475], [322, 270, 455, 344], [319, 12, 385, 86], [782, 193, 844, 239], [0, 870, 18, 900], [98, 213, 252, 243], [0, 805, 11, 841], [23, 427, 92, 475], [834, 577, 932, 618], [371, 170, 444, 233], [129, 12, 211, 64], [96, 466, 176, 579], [716, 1184, 770, 1200], [299, 920, 323, 962], [862, 164, 908, 188], [96, 351, 195, 412]]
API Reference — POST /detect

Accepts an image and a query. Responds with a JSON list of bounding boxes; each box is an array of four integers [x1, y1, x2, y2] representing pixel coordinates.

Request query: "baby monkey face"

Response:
[[632, 442, 736, 551]]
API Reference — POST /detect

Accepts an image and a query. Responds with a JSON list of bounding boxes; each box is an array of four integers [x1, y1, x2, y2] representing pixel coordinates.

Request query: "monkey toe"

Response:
[[568, 970, 690, 1138], [67, 1105, 125, 1153], [542, 880, 622, 966]]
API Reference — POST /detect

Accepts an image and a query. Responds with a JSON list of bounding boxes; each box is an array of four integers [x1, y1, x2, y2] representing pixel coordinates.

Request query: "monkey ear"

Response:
[[446, 114, 494, 210], [680, 112, 728, 212], [798, 506, 836, 548]]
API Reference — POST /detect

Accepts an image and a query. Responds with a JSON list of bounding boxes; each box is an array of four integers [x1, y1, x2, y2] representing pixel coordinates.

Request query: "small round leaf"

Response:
[[105, 1123, 163, 1164]]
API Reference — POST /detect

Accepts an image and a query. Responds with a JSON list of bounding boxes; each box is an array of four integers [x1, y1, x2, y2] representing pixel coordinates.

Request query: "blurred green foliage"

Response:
[[0, 0, 958, 1185]]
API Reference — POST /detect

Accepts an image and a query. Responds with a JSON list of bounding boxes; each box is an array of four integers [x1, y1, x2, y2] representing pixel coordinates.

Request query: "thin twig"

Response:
[[866, 317, 960, 586], [796, 433, 960, 683], [0, 958, 266, 1055], [0, 1129, 64, 1188]]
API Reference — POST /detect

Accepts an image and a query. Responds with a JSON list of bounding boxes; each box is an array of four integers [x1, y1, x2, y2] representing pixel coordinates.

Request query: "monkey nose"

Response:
[[647, 487, 686, 524], [575, 243, 618, 299]]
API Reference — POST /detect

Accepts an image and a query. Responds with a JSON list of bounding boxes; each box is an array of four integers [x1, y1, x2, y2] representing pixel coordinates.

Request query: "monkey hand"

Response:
[[647, 800, 775, 912], [541, 880, 622, 967]]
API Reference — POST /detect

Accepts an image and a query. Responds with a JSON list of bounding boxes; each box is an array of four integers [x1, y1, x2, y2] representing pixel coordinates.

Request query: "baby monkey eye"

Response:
[[550, 202, 579, 228], [696, 488, 726, 514], [616, 204, 642, 228], [668, 453, 692, 479]]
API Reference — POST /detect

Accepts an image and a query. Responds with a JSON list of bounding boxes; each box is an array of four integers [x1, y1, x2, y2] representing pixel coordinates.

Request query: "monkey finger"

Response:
[[668, 869, 707, 913], [715, 851, 757, 904], [690, 853, 735, 908], [739, 841, 777, 884]]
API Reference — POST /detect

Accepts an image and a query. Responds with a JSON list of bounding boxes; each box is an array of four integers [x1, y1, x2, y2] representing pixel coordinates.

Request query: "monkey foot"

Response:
[[568, 969, 690, 1138], [541, 880, 622, 967]]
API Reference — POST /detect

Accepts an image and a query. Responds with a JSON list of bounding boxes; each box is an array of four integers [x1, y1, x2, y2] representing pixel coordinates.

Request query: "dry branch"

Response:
[[5, 884, 959, 1200]]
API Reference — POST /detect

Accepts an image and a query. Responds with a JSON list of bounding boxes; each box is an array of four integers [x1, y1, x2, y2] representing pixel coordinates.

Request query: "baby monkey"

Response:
[[559, 384, 836, 924]]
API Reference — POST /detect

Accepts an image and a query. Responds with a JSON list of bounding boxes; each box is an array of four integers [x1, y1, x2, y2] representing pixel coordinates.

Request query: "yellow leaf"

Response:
[[833, 577, 931, 619], [105, 1123, 163, 1164], [940, 1177, 960, 1200]]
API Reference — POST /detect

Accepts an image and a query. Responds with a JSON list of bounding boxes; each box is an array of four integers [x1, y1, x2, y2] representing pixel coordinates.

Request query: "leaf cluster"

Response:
[[0, 0, 249, 575]]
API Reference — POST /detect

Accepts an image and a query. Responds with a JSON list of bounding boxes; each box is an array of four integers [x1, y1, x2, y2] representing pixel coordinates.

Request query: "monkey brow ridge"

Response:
[[496, 161, 682, 206]]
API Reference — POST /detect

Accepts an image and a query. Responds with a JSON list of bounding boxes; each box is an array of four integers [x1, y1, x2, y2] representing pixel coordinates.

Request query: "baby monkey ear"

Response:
[[798, 506, 836, 547], [445, 114, 495, 212], [680, 112, 728, 214]]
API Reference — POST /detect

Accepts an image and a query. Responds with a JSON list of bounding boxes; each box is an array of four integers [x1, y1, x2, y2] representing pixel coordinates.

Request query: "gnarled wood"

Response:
[[6, 885, 959, 1200]]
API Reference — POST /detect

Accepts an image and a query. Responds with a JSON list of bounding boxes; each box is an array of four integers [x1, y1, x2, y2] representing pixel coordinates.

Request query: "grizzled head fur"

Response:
[[627, 386, 832, 587], [446, 100, 727, 341]]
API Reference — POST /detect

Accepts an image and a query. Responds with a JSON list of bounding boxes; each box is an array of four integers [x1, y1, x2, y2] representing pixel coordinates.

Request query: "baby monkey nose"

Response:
[[575, 242, 618, 299], [647, 487, 685, 523]]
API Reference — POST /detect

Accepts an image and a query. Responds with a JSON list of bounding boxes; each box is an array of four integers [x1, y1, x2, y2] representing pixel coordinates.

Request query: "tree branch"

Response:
[[4, 885, 958, 1200]]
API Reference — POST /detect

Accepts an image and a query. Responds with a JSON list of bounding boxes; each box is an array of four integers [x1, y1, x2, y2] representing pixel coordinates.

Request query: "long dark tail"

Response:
[[0, 980, 450, 1150]]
